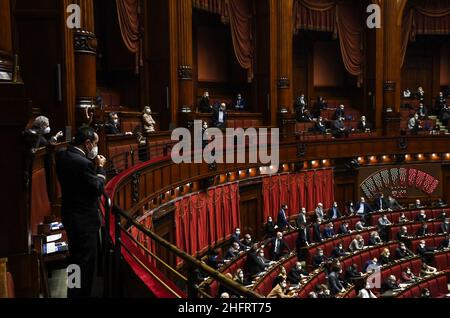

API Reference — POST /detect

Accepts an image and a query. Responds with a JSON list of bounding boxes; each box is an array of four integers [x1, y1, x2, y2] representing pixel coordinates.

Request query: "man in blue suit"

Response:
[[277, 204, 293, 231], [354, 197, 374, 222]]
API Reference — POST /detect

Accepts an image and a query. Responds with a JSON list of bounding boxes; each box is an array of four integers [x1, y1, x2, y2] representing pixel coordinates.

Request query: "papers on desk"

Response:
[[50, 222, 64, 231], [45, 233, 62, 243], [43, 241, 68, 255]]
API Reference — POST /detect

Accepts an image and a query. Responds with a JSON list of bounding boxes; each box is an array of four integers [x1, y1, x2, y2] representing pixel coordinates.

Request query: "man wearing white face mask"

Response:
[[25, 115, 64, 148], [56, 126, 107, 298]]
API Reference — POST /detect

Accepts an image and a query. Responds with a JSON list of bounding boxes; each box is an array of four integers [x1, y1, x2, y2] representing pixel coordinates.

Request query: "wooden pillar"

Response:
[[276, 0, 293, 113], [73, 0, 97, 128], [0, 0, 14, 81], [382, 0, 407, 135], [276, 0, 295, 136], [176, 0, 194, 122], [374, 0, 384, 131]]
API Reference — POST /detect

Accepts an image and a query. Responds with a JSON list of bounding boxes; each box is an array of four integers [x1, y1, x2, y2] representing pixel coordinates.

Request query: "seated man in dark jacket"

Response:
[[245, 244, 272, 278], [332, 117, 349, 138], [314, 117, 327, 134], [287, 262, 308, 285], [312, 248, 328, 268], [331, 243, 349, 259], [396, 242, 414, 259], [328, 266, 345, 296], [270, 232, 291, 261], [205, 249, 223, 270]]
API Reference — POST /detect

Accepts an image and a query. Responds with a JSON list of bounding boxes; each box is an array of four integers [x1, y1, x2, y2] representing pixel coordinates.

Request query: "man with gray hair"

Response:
[[25, 115, 63, 148]]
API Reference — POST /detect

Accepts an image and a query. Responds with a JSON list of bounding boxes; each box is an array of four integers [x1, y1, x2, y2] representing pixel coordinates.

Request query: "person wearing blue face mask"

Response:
[[56, 126, 107, 298]]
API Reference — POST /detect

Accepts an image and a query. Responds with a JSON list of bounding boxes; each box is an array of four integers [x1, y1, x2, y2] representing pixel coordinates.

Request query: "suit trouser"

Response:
[[66, 229, 98, 298]]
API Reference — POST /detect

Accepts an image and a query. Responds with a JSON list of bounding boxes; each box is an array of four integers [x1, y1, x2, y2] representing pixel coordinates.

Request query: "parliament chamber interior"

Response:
[[2, 0, 450, 301]]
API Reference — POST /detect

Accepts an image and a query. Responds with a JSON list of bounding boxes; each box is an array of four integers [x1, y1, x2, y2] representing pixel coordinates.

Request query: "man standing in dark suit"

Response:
[[212, 103, 228, 129], [199, 91, 212, 113], [277, 204, 293, 231], [56, 127, 107, 298], [234, 93, 246, 111], [374, 193, 388, 211], [296, 223, 310, 259]]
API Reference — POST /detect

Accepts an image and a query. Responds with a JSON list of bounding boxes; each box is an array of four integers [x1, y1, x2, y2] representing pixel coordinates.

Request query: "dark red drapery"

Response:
[[262, 169, 335, 221], [194, 0, 254, 82], [402, 0, 450, 67], [293, 0, 363, 85], [175, 183, 240, 263], [116, 0, 142, 73]]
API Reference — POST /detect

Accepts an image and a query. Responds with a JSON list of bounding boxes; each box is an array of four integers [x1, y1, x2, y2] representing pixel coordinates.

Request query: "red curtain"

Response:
[[294, 0, 337, 33], [194, 0, 255, 82], [223, 0, 254, 82], [402, 0, 450, 67], [293, 0, 363, 85], [193, 0, 226, 15], [175, 183, 240, 263], [262, 169, 335, 218], [116, 0, 142, 73], [336, 3, 363, 85]]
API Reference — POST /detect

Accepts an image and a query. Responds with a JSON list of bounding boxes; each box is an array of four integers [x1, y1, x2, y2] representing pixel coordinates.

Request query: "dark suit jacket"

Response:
[[334, 109, 345, 120], [212, 108, 228, 128], [199, 97, 212, 113], [296, 213, 307, 227], [315, 122, 327, 134], [270, 238, 290, 260], [328, 207, 342, 220], [357, 121, 371, 132], [374, 198, 388, 211], [56, 145, 106, 233], [105, 121, 121, 135], [264, 222, 277, 238], [331, 247, 347, 258], [313, 254, 327, 268], [312, 223, 323, 242], [396, 248, 413, 259], [323, 228, 335, 239], [234, 98, 246, 111], [440, 238, 450, 249], [339, 224, 350, 235], [231, 233, 246, 249], [296, 228, 310, 248], [354, 202, 373, 215], [416, 227, 428, 237], [287, 267, 308, 284], [328, 272, 344, 295], [245, 252, 267, 277], [277, 209, 289, 229], [439, 223, 450, 234]]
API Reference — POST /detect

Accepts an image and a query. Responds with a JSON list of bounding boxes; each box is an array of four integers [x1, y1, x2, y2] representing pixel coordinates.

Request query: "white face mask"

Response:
[[87, 145, 98, 160], [43, 127, 51, 134]]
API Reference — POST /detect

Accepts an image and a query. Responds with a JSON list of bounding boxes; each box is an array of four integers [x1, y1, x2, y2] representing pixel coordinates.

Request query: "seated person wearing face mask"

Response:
[[267, 278, 297, 298], [287, 262, 308, 285], [25, 115, 64, 149]]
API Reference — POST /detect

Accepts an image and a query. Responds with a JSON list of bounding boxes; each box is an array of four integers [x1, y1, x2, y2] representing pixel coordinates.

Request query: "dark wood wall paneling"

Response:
[[15, 0, 69, 133], [253, 0, 271, 124], [292, 31, 362, 110], [401, 37, 446, 107], [193, 10, 251, 111], [239, 182, 263, 241], [145, 0, 171, 130], [94, 1, 140, 109]]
